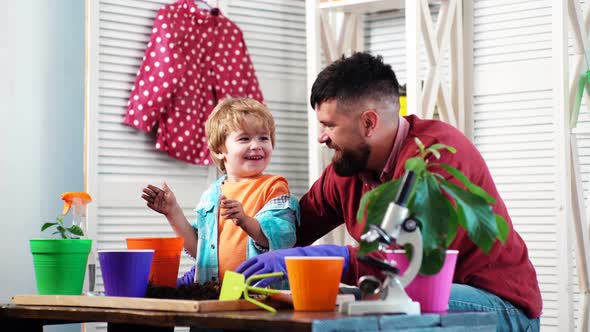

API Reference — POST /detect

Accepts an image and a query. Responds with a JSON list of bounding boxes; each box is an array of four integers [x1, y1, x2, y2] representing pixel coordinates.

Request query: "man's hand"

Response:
[[177, 265, 196, 286], [219, 195, 248, 225], [142, 182, 178, 216], [235, 245, 350, 287]]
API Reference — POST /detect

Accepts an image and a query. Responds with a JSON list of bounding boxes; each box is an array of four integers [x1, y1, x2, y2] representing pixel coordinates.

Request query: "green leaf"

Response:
[[410, 174, 451, 275], [495, 215, 509, 244], [438, 164, 495, 204], [426, 144, 447, 152], [365, 181, 402, 231], [438, 179, 498, 254], [405, 157, 427, 175], [445, 146, 457, 154], [404, 245, 413, 261], [358, 180, 402, 255], [426, 147, 441, 159], [67, 225, 84, 237], [55, 225, 67, 239], [419, 248, 446, 275], [414, 137, 425, 152], [454, 204, 467, 229], [357, 189, 372, 224], [358, 241, 379, 256], [442, 198, 459, 248], [357, 182, 389, 223], [41, 222, 57, 232], [411, 175, 449, 251], [423, 143, 456, 160], [41, 215, 85, 239]]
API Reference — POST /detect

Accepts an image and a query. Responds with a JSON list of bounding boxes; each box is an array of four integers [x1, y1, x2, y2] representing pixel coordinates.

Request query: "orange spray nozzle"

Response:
[[61, 192, 93, 216]]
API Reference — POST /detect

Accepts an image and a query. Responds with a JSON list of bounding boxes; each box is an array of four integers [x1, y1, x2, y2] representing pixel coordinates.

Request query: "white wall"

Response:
[[0, 1, 85, 330]]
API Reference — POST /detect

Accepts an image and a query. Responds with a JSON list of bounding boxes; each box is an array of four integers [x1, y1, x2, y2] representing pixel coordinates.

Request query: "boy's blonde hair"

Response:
[[205, 98, 276, 172]]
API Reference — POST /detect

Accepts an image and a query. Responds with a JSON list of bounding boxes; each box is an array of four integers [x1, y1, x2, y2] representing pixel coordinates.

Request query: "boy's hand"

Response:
[[220, 196, 269, 248], [220, 195, 248, 226], [142, 182, 178, 216]]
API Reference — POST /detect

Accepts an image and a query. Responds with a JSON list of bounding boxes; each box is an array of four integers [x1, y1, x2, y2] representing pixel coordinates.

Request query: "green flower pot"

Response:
[[30, 239, 92, 295]]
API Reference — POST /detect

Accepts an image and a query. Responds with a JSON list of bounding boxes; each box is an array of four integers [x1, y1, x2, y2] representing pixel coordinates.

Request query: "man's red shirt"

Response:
[[297, 115, 542, 318]]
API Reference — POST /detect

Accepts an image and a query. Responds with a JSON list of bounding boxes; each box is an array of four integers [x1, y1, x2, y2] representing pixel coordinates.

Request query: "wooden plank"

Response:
[[11, 295, 260, 313]]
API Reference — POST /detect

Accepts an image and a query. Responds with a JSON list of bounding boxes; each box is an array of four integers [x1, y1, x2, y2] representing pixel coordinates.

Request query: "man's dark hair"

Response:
[[310, 52, 400, 110]]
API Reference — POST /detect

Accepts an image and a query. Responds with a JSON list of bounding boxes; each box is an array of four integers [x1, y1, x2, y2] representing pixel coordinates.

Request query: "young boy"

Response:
[[141, 98, 299, 285]]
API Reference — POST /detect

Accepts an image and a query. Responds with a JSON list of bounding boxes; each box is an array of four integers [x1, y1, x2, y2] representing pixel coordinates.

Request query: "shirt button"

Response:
[[211, 244, 215, 249]]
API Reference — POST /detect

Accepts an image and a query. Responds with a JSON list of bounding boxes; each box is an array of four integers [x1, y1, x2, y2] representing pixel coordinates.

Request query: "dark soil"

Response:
[[145, 281, 221, 301]]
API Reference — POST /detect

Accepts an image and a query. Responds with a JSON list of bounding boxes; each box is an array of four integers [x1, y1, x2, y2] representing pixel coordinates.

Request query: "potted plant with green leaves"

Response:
[[30, 192, 93, 295], [357, 138, 508, 312]]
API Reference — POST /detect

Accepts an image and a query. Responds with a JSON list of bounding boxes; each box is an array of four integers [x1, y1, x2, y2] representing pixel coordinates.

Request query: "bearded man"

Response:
[[235, 52, 541, 331]]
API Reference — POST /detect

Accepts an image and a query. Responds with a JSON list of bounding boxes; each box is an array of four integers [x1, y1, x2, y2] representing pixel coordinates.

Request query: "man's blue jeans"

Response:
[[449, 284, 540, 332]]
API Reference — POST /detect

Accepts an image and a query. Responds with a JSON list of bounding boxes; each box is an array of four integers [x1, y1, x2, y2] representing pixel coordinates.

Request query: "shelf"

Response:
[[319, 0, 405, 14]]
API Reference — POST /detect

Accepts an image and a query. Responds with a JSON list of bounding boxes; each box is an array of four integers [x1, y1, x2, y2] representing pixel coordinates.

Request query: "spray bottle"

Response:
[[61, 192, 95, 294], [61, 192, 92, 234]]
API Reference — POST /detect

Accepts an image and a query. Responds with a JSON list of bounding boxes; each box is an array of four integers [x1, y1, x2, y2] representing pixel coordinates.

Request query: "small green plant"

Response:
[[357, 138, 509, 275], [42, 217, 84, 239]]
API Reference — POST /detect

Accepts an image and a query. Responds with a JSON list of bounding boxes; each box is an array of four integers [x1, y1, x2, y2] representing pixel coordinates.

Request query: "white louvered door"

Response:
[[86, 1, 306, 331], [363, 1, 565, 331], [568, 1, 590, 328], [472, 1, 563, 331], [365, 10, 409, 83], [225, 0, 309, 197], [365, 5, 446, 119]]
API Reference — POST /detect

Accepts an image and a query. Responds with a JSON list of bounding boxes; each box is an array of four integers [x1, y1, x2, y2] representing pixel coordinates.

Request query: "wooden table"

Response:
[[0, 303, 497, 332], [0, 303, 344, 331]]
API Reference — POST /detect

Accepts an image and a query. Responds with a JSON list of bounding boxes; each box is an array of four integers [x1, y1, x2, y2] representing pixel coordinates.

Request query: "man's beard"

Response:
[[332, 143, 371, 177]]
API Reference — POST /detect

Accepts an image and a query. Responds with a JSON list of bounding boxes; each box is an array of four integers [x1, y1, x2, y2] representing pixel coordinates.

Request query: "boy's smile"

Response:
[[245, 155, 264, 160], [215, 116, 273, 182]]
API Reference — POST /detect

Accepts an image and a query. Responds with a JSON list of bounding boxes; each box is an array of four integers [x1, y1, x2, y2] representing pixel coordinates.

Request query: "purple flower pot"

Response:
[[98, 250, 154, 297]]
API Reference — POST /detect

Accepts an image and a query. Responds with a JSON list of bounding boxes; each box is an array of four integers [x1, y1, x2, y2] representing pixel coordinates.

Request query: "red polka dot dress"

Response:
[[124, 0, 264, 165]]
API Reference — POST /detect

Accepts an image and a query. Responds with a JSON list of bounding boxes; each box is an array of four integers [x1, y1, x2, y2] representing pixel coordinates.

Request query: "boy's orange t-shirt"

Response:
[[217, 174, 289, 282]]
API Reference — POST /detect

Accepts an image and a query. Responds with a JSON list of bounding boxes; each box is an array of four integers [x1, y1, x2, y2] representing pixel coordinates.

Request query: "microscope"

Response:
[[340, 170, 422, 315]]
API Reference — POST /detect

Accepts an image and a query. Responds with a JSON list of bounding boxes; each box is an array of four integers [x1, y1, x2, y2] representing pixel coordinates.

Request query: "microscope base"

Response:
[[339, 299, 420, 316]]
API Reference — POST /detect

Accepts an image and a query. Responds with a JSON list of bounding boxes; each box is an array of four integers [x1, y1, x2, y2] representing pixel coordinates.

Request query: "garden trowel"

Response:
[[219, 271, 284, 312]]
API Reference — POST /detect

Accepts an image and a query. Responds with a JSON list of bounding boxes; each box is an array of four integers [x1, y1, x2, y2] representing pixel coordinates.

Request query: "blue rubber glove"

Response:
[[234, 245, 350, 287], [177, 265, 196, 287]]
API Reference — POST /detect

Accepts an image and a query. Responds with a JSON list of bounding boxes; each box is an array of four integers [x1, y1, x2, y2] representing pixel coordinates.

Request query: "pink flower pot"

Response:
[[386, 249, 458, 313]]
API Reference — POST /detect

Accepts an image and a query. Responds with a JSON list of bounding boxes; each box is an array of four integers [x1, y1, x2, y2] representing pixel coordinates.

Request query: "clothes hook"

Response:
[[195, 0, 220, 16]]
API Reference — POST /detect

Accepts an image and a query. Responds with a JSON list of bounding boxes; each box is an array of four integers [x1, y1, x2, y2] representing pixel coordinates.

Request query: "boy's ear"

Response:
[[208, 144, 224, 161], [213, 150, 225, 161]]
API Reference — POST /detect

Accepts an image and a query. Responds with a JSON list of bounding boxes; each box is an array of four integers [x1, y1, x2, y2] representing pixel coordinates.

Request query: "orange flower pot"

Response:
[[285, 256, 344, 311], [126, 237, 184, 287]]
